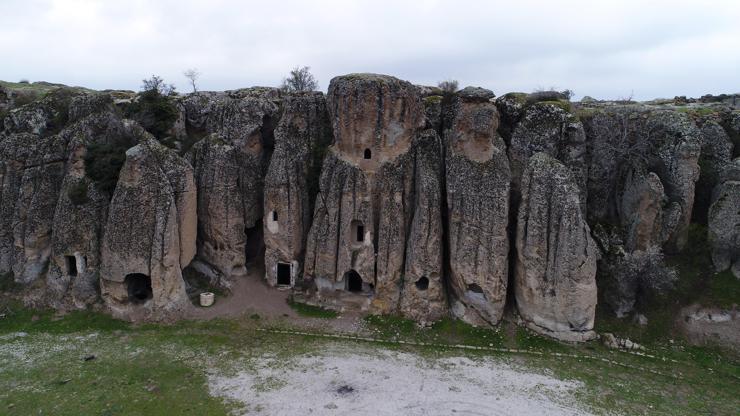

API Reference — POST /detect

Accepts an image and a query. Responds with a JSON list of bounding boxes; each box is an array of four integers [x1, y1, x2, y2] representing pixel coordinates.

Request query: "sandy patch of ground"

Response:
[[209, 345, 592, 416], [185, 265, 367, 333]]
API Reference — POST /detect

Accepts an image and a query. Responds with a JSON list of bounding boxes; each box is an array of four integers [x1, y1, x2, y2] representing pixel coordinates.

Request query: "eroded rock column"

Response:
[[515, 152, 598, 341], [100, 138, 196, 320], [444, 88, 511, 325]]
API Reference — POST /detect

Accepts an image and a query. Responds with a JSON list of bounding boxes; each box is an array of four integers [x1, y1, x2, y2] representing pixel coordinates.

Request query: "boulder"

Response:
[[515, 153, 599, 341]]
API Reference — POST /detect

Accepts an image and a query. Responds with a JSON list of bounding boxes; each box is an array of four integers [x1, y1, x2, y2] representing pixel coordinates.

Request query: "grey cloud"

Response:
[[0, 0, 738, 100]]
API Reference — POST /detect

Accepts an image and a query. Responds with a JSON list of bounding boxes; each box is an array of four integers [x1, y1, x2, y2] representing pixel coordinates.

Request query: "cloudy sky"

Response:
[[1, 0, 738, 100]]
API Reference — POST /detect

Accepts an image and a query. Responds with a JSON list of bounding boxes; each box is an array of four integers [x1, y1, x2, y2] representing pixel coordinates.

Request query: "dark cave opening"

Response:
[[65, 255, 77, 277], [244, 219, 265, 265], [344, 270, 363, 293], [125, 273, 153, 304], [277, 262, 291, 286], [415, 276, 429, 290]]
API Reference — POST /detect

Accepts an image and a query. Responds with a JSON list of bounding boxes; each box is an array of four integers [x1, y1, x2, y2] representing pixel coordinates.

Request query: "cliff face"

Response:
[[0, 75, 736, 339]]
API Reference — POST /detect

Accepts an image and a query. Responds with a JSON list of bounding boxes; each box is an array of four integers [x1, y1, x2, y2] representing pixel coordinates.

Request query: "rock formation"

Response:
[[444, 88, 511, 325], [185, 89, 280, 284], [0, 74, 736, 341], [263, 92, 331, 287], [100, 137, 196, 319], [514, 153, 599, 342], [303, 74, 447, 321], [708, 157, 740, 278]]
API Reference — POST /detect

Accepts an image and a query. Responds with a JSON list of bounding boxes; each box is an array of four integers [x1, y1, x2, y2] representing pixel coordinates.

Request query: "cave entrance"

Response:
[[65, 256, 77, 277], [244, 219, 265, 265], [344, 270, 363, 293], [125, 273, 152, 304], [277, 262, 291, 286], [415, 276, 429, 290], [363, 148, 372, 159]]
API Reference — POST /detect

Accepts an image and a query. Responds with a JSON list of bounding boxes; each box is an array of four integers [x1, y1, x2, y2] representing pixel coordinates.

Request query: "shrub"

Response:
[[604, 246, 678, 317], [67, 181, 89, 205], [84, 133, 138, 197], [126, 76, 178, 140], [18, 79, 29, 84]]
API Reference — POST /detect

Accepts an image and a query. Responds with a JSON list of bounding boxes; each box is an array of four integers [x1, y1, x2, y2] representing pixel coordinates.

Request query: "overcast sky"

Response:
[[1, 0, 738, 100]]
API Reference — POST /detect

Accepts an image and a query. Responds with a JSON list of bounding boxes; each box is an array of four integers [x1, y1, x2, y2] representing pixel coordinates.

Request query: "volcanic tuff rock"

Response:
[[0, 132, 66, 283], [0, 74, 737, 342], [46, 112, 136, 308], [303, 74, 447, 320], [694, 119, 734, 222], [444, 89, 511, 325], [508, 101, 588, 209], [515, 153, 599, 342], [263, 92, 331, 287], [582, 108, 701, 251], [618, 167, 670, 251], [100, 137, 196, 319], [185, 89, 280, 283], [708, 157, 740, 278]]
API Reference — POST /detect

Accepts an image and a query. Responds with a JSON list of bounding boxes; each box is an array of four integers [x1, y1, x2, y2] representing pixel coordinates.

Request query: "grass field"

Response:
[[1, 299, 738, 415]]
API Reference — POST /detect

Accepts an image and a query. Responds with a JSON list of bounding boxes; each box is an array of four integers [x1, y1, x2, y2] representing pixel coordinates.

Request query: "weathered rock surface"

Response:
[[444, 90, 511, 325], [46, 112, 137, 308], [100, 138, 196, 319], [304, 74, 447, 320], [186, 89, 280, 283], [618, 167, 669, 251], [515, 153, 599, 341], [708, 158, 740, 278], [263, 92, 331, 286], [0, 132, 66, 283], [303, 151, 376, 308], [508, 102, 588, 209], [327, 73, 424, 169], [693, 119, 734, 222], [395, 131, 447, 322], [1, 75, 737, 341], [582, 108, 700, 252]]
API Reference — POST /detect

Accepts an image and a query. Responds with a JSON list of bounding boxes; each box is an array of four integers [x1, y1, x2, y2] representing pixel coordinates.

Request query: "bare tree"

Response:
[[281, 66, 318, 93], [437, 79, 459, 95], [183, 68, 201, 93]]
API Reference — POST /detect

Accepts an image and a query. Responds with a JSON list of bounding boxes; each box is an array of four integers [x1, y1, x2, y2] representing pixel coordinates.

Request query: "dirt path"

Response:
[[185, 265, 366, 333]]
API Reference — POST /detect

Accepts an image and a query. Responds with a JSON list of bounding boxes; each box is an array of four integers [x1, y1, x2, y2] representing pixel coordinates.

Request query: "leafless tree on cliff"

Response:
[[437, 79, 459, 95], [183, 68, 201, 93], [281, 66, 318, 92]]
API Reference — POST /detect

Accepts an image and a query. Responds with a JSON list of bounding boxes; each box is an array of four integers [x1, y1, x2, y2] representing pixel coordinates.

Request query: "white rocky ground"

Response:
[[208, 345, 592, 416]]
